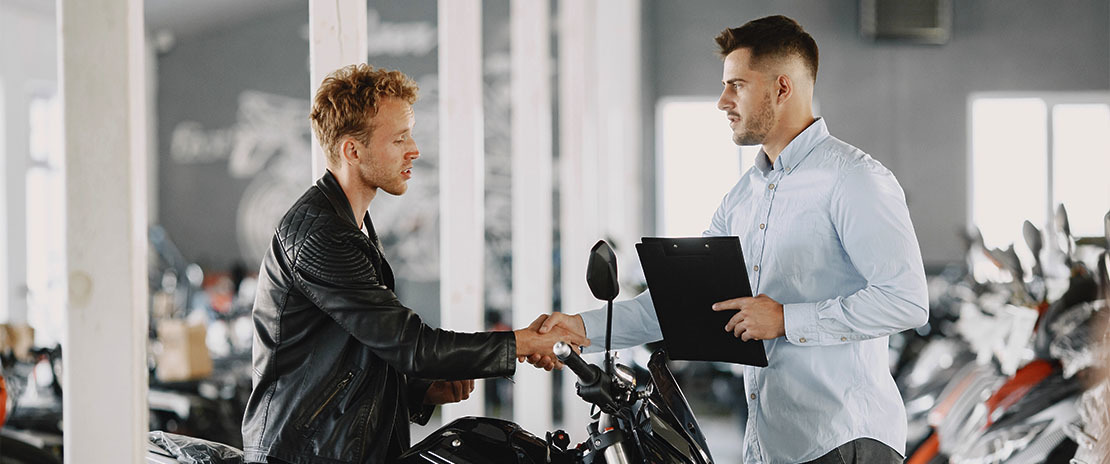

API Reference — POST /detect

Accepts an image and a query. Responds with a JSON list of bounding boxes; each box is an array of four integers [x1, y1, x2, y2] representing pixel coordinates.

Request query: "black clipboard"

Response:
[[635, 236, 768, 367]]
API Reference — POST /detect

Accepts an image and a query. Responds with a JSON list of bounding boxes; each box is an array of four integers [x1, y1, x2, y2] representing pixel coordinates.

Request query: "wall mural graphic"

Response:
[[170, 90, 311, 266], [366, 8, 437, 57]]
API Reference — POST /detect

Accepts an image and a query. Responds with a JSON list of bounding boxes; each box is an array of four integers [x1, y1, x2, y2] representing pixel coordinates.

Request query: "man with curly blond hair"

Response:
[[242, 64, 585, 464]]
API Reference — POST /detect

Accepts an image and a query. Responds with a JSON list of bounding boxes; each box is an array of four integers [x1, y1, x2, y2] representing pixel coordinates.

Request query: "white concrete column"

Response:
[[510, 0, 554, 433], [558, 0, 600, 432], [0, 75, 7, 323], [438, 0, 486, 421], [58, 0, 148, 461], [308, 0, 368, 180], [596, 0, 643, 275]]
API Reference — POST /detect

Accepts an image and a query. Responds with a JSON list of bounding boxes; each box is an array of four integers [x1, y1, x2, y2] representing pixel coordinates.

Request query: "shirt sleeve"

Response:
[[703, 189, 732, 237], [782, 162, 929, 346], [579, 289, 663, 353], [292, 226, 516, 379]]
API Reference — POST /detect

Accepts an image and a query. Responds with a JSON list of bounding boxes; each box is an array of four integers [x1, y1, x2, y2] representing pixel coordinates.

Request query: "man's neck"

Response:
[[762, 114, 817, 165], [331, 168, 376, 229]]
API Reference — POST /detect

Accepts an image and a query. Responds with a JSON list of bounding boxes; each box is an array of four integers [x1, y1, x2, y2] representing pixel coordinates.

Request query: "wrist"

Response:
[[513, 329, 531, 355]]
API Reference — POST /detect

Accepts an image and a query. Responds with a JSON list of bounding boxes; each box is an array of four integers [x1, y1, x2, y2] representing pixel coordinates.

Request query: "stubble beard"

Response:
[[732, 91, 776, 146], [361, 161, 407, 197]]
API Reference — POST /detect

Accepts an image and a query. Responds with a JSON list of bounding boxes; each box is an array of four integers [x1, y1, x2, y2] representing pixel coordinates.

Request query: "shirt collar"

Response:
[[753, 117, 829, 175]]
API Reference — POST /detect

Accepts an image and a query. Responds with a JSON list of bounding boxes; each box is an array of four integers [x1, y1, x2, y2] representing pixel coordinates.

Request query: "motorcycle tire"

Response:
[[0, 435, 62, 464]]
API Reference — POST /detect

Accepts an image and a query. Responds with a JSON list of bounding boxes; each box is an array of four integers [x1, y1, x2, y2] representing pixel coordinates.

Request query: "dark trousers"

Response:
[[803, 438, 904, 464]]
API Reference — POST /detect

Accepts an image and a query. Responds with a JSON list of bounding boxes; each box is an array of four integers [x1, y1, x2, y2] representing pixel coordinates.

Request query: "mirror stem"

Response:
[[605, 299, 614, 370]]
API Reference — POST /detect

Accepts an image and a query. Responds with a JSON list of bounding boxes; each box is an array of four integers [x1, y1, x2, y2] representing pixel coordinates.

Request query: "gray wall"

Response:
[[646, 0, 1110, 267], [155, 0, 1110, 273], [156, 5, 309, 270], [154, 1, 527, 325]]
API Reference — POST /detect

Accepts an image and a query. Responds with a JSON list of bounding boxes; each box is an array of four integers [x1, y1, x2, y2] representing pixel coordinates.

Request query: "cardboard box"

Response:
[[0, 323, 35, 361], [151, 291, 177, 320], [155, 320, 213, 382]]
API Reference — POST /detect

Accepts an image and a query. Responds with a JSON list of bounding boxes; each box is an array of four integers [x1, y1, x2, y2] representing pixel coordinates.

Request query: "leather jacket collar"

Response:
[[316, 170, 360, 226], [316, 169, 380, 243]]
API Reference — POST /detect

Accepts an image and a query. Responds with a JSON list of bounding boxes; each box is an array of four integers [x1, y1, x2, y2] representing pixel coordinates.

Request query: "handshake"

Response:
[[512, 312, 589, 371], [427, 313, 590, 406]]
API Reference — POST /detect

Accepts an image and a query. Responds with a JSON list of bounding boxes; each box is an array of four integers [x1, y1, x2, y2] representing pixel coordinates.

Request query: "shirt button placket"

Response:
[[745, 374, 762, 462]]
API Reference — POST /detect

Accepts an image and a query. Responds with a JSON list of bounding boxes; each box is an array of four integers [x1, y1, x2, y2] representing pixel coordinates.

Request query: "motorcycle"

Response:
[[1, 345, 64, 464], [147, 240, 717, 463], [397, 240, 714, 463], [900, 206, 1110, 464]]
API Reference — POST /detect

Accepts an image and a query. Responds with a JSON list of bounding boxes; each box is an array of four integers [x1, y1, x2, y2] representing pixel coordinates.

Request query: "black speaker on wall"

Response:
[[860, 0, 951, 44]]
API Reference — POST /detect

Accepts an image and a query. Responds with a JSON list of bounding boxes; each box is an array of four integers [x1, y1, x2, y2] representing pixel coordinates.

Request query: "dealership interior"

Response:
[[1, 0, 1108, 462]]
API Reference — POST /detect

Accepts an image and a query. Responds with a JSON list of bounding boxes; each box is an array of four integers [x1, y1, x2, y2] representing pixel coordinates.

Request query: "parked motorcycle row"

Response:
[[894, 206, 1110, 464], [4, 208, 1108, 464], [0, 227, 256, 464], [0, 344, 64, 464]]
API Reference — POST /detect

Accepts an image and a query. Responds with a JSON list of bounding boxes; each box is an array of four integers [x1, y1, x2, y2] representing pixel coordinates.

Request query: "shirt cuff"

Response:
[[783, 302, 819, 345], [579, 308, 607, 354]]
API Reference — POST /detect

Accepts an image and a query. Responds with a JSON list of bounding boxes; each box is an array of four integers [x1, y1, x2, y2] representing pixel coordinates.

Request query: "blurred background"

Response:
[[1, 0, 1108, 462]]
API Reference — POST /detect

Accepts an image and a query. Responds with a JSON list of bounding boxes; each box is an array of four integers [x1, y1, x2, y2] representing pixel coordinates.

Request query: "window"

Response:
[[1052, 104, 1110, 238], [26, 92, 66, 345], [970, 93, 1110, 271], [0, 77, 6, 322], [657, 99, 756, 236]]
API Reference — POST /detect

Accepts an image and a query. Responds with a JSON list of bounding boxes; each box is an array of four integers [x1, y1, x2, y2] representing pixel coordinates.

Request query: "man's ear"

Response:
[[776, 74, 793, 104], [338, 137, 361, 165]]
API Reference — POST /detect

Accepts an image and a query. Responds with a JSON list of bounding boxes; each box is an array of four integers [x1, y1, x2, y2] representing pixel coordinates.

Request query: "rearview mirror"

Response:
[[586, 240, 619, 301]]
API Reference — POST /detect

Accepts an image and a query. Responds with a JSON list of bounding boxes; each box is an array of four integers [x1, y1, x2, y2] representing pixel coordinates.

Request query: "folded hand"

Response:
[[423, 379, 475, 405]]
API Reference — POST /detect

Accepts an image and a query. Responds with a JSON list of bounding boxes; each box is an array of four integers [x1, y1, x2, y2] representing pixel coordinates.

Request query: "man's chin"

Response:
[[733, 132, 763, 146], [733, 135, 754, 146], [382, 183, 408, 196]]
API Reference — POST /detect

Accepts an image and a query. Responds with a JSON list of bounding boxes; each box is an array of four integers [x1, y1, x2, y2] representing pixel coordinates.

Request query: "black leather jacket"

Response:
[[242, 171, 516, 463]]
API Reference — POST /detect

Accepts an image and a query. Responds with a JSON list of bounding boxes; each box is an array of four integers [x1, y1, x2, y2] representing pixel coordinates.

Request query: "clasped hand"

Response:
[[513, 314, 590, 371], [425, 315, 591, 405]]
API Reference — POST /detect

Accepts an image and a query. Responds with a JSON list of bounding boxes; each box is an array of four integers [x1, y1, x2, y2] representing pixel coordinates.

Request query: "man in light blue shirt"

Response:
[[534, 15, 928, 463]]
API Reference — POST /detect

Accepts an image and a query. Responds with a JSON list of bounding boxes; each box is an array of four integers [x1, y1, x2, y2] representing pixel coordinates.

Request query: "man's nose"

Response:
[[717, 91, 731, 111]]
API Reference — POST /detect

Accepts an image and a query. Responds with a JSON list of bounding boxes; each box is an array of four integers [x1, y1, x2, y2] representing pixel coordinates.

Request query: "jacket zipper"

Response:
[[307, 371, 354, 425]]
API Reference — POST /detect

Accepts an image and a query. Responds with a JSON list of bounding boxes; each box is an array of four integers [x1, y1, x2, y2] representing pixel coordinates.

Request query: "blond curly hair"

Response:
[[309, 64, 419, 166]]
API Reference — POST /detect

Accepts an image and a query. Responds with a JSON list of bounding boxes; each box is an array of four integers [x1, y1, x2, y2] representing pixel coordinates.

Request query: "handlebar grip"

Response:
[[554, 342, 600, 386]]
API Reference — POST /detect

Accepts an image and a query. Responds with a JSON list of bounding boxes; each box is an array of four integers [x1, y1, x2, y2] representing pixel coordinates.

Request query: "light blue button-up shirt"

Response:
[[580, 118, 929, 463]]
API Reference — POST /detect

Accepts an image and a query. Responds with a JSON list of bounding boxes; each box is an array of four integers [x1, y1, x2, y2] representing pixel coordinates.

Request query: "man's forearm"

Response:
[[579, 290, 663, 352], [782, 285, 928, 345]]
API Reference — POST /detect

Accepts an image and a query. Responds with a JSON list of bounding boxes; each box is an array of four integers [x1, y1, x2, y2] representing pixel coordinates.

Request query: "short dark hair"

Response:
[[715, 15, 819, 81]]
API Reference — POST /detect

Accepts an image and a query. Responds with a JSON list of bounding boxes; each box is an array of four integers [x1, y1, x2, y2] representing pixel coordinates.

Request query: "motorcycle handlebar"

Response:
[[553, 342, 600, 386]]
